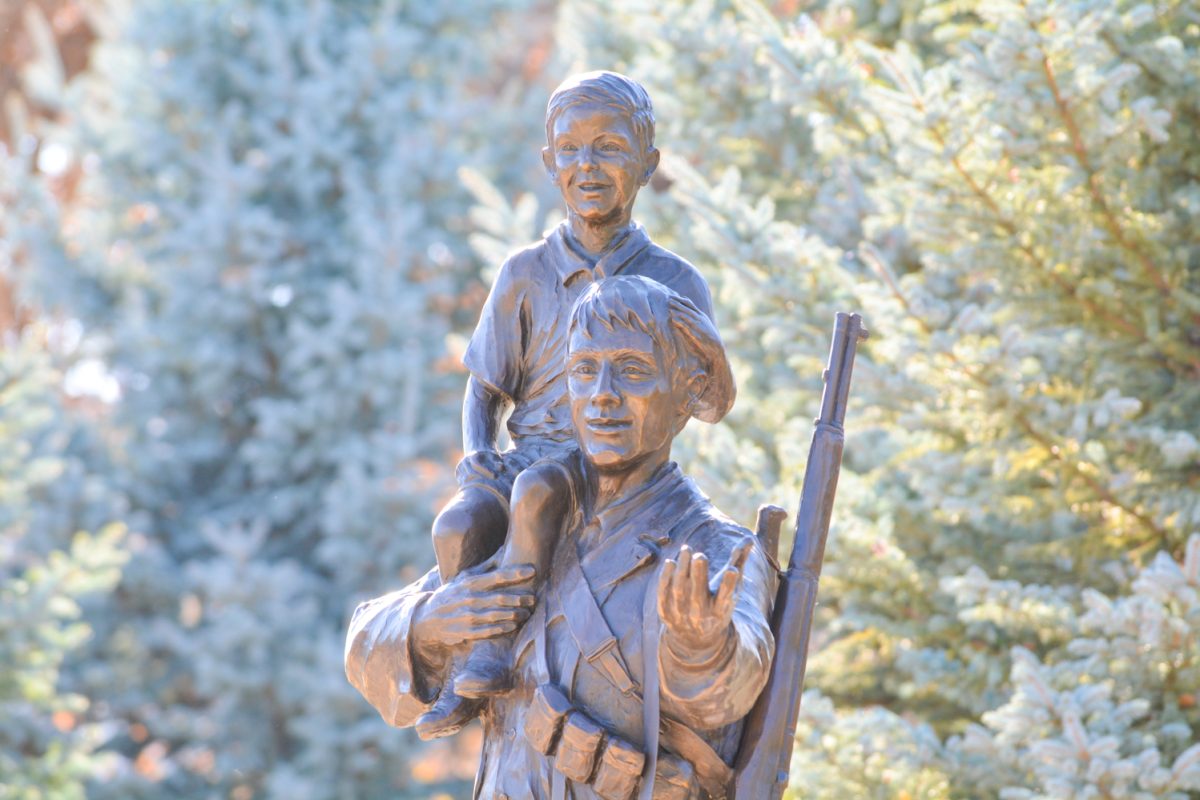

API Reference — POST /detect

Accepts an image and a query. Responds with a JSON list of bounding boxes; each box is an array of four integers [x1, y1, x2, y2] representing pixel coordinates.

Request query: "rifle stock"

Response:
[[731, 312, 867, 800]]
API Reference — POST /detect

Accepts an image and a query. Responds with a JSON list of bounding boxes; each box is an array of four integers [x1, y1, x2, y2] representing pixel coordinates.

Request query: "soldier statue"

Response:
[[344, 71, 867, 800]]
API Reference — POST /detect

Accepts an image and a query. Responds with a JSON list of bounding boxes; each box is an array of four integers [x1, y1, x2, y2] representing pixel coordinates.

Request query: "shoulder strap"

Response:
[[555, 539, 639, 697], [639, 560, 663, 800]]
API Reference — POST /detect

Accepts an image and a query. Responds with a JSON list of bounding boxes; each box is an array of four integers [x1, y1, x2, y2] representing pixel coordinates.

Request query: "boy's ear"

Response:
[[641, 147, 661, 185], [542, 146, 556, 179]]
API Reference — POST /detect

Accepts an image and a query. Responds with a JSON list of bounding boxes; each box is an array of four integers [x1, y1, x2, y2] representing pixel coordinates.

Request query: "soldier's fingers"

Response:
[[730, 540, 753, 573], [487, 591, 538, 608], [471, 608, 528, 625], [459, 621, 519, 640], [467, 564, 537, 591], [466, 589, 536, 608], [675, 546, 695, 608], [689, 551, 711, 606], [714, 567, 741, 620], [658, 560, 678, 623]]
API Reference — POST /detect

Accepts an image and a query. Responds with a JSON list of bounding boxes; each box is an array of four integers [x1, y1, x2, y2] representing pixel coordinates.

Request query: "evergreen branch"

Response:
[[876, 51, 1200, 376], [1023, 9, 1199, 338], [860, 247, 1168, 546]]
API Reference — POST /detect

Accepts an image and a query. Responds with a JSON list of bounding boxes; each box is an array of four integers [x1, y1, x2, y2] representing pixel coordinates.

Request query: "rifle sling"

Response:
[[556, 543, 638, 696]]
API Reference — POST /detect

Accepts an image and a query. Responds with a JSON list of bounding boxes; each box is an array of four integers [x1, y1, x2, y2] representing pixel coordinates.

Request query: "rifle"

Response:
[[732, 312, 868, 800]]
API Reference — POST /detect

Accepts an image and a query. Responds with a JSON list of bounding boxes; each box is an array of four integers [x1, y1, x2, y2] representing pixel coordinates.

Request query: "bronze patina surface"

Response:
[[344, 71, 866, 799]]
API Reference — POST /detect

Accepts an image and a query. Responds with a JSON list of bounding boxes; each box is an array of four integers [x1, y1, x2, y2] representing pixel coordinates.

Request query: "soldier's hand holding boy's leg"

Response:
[[412, 564, 537, 655]]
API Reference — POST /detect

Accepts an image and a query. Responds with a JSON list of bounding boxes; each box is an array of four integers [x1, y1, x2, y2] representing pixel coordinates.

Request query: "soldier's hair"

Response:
[[567, 276, 734, 424], [545, 71, 656, 154]]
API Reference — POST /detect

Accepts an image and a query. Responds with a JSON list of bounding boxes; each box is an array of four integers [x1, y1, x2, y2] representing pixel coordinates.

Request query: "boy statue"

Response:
[[420, 71, 719, 739]]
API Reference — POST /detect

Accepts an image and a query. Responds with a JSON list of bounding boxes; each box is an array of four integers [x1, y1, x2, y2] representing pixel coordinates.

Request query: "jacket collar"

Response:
[[547, 221, 653, 286], [577, 462, 701, 602]]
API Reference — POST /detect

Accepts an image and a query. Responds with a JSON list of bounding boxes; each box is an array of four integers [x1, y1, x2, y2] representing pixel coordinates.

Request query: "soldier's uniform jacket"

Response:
[[346, 458, 776, 799]]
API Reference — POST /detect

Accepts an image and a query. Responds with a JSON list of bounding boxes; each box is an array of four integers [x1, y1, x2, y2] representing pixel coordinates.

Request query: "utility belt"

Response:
[[526, 684, 700, 800]]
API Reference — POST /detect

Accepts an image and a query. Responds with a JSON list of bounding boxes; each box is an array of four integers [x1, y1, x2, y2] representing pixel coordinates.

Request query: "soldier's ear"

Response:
[[641, 147, 661, 185], [542, 147, 556, 181], [679, 370, 708, 422]]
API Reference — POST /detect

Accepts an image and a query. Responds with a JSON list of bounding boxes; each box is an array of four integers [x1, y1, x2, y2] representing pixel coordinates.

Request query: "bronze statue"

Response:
[[420, 71, 717, 741], [348, 276, 773, 799], [344, 71, 868, 799]]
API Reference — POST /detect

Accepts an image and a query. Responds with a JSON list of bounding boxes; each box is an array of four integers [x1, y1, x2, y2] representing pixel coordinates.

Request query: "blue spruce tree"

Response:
[[10, 0, 553, 795]]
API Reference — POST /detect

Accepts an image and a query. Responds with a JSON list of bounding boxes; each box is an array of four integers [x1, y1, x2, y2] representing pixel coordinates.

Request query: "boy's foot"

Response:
[[415, 688, 482, 740], [455, 647, 514, 698]]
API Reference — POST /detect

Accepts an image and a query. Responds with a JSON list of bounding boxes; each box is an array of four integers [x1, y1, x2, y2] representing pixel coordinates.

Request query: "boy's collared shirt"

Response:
[[463, 221, 715, 447]]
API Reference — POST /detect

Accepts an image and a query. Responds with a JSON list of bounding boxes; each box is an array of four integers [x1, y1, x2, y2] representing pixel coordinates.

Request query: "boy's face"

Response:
[[567, 323, 684, 472], [543, 102, 659, 224]]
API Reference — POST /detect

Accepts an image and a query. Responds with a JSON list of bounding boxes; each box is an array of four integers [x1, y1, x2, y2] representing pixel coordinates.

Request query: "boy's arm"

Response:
[[460, 375, 512, 480]]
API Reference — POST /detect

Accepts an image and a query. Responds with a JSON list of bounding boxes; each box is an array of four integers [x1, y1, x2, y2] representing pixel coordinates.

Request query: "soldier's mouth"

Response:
[[577, 182, 608, 191], [587, 417, 632, 431]]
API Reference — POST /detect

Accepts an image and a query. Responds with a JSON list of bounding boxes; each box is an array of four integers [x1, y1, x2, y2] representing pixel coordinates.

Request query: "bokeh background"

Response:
[[2, 1, 1199, 798]]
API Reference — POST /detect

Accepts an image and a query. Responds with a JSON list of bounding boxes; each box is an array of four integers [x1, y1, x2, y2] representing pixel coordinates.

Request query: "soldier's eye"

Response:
[[560, 144, 578, 153], [572, 362, 597, 377]]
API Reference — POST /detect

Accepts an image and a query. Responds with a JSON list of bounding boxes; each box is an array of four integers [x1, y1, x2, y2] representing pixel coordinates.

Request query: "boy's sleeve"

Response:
[[463, 258, 525, 401], [671, 265, 716, 322]]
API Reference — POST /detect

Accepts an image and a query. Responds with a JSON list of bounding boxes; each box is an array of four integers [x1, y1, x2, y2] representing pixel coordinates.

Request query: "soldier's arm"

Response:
[[657, 532, 776, 731], [345, 568, 444, 728]]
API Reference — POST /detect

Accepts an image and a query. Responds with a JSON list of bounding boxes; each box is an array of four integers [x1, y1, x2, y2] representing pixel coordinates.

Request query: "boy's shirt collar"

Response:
[[550, 221, 652, 285]]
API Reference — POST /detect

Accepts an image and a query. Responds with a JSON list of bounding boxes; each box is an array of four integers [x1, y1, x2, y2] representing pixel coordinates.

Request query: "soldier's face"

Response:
[[543, 103, 656, 224], [567, 324, 686, 472]]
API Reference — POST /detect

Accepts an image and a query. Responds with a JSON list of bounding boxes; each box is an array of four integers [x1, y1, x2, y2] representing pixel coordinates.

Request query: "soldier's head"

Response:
[[566, 276, 734, 472], [542, 71, 661, 227]]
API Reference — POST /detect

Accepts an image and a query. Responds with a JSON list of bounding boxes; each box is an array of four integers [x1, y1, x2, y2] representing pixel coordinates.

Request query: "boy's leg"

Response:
[[456, 461, 570, 698], [417, 486, 509, 741], [431, 485, 509, 581]]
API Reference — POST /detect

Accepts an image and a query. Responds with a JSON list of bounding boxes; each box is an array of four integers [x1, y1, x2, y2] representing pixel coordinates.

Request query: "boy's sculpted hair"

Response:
[[545, 71, 656, 154], [569, 276, 735, 424]]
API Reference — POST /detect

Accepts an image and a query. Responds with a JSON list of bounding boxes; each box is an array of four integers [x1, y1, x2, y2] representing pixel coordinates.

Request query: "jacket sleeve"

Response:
[[657, 528, 777, 731], [344, 568, 444, 728]]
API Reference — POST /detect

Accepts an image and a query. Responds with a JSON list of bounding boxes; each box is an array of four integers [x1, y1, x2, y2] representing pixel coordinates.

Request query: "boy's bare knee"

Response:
[[432, 503, 471, 546], [511, 463, 568, 517]]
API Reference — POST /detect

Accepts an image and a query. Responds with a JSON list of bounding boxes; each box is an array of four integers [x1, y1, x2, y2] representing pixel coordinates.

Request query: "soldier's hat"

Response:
[[569, 275, 736, 424]]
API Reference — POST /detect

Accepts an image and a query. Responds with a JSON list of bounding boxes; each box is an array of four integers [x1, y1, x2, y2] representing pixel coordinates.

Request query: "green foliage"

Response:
[[0, 331, 127, 800], [11, 0, 550, 796], [9, 0, 1199, 796], [532, 0, 1200, 796]]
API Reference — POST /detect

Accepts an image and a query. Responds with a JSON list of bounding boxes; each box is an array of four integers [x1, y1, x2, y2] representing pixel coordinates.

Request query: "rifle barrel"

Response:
[[731, 312, 867, 800]]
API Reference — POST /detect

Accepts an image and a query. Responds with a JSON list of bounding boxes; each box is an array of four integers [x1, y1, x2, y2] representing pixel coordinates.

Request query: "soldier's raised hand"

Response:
[[658, 540, 753, 655]]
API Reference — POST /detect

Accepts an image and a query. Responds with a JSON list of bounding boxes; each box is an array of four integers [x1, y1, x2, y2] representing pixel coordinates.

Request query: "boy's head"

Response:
[[542, 71, 661, 225], [568, 275, 735, 426]]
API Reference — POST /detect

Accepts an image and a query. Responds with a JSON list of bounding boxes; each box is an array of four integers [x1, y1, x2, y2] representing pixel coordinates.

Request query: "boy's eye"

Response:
[[620, 365, 650, 378], [600, 143, 622, 153], [560, 144, 578, 153], [571, 362, 597, 377]]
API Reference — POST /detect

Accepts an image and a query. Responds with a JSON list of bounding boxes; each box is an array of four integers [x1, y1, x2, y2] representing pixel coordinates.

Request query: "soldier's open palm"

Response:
[[658, 541, 753, 653]]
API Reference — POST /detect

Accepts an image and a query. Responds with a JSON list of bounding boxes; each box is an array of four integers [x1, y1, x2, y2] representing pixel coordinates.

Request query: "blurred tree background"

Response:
[[2, 0, 1198, 798]]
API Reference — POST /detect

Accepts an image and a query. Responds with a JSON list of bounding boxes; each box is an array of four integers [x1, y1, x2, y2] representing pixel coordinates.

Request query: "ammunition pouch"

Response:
[[525, 684, 701, 799], [593, 736, 644, 800], [652, 753, 696, 800], [526, 684, 572, 755], [555, 712, 605, 783]]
